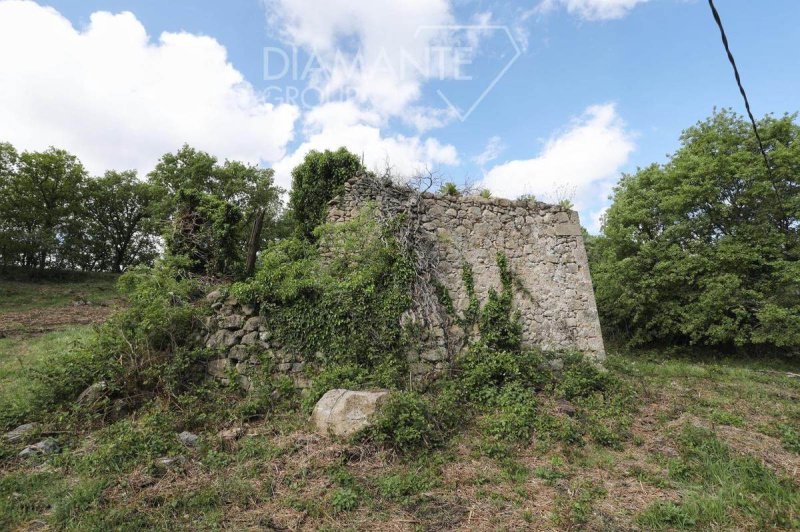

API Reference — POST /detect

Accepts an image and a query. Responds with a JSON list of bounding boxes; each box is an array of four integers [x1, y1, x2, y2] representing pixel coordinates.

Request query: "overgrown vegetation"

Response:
[[589, 110, 800, 353]]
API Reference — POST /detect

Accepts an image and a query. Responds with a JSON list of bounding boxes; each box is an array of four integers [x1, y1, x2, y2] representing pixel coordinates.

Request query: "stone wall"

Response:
[[327, 176, 605, 362], [202, 291, 310, 389], [203, 175, 605, 387]]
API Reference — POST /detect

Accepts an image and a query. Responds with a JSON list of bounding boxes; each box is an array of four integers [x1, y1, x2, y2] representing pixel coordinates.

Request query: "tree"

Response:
[[288, 148, 364, 239], [79, 171, 159, 272], [0, 147, 86, 270], [148, 145, 282, 276], [589, 109, 800, 351]]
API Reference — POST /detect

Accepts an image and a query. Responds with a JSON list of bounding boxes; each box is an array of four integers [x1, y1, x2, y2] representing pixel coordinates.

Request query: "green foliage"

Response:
[[77, 171, 159, 272], [480, 383, 538, 442], [778, 423, 800, 454], [79, 408, 182, 473], [458, 345, 548, 404], [478, 255, 522, 352], [376, 470, 436, 501], [0, 145, 87, 270], [556, 353, 612, 400], [288, 147, 364, 239], [639, 425, 800, 529], [149, 144, 282, 276], [479, 189, 492, 199], [439, 182, 460, 196], [329, 487, 360, 513], [558, 198, 574, 210], [590, 110, 800, 351], [367, 391, 436, 453], [234, 209, 414, 384]]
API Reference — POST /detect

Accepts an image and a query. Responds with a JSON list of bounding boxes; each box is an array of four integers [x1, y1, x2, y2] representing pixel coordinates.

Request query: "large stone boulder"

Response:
[[311, 389, 389, 437]]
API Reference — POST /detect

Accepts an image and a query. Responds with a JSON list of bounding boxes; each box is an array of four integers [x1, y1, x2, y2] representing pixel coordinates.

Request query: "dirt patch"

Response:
[[0, 302, 115, 337]]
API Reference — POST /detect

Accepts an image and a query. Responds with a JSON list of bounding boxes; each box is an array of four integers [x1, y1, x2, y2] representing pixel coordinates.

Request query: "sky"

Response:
[[0, 0, 798, 233]]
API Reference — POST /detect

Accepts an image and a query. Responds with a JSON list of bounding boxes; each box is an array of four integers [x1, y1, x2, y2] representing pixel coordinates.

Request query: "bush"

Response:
[[480, 383, 538, 442], [556, 353, 613, 400], [234, 210, 415, 386], [367, 391, 436, 453], [458, 345, 548, 404]]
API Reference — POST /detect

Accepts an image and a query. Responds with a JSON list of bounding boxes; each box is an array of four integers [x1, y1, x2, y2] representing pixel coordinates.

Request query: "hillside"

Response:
[[1, 276, 798, 531]]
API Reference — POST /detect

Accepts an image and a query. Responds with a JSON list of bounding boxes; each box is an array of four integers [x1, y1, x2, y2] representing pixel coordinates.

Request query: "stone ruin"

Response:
[[203, 175, 605, 387]]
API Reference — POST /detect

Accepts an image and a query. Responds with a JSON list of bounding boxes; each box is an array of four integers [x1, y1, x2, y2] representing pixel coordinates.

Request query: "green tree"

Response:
[[590, 109, 800, 351], [79, 171, 159, 272], [0, 147, 87, 270], [148, 145, 281, 275], [288, 148, 364, 239]]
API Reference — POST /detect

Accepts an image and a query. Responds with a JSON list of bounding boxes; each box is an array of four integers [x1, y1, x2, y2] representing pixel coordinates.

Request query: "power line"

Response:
[[707, 0, 772, 174]]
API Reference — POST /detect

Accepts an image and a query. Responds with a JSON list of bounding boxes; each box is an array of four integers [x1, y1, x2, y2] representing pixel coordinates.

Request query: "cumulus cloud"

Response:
[[0, 0, 299, 175], [262, 0, 464, 188], [537, 0, 649, 20], [272, 101, 459, 189], [480, 103, 634, 228], [264, 0, 470, 123]]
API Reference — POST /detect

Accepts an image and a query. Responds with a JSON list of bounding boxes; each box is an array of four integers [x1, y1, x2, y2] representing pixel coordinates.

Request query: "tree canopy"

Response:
[[589, 109, 800, 351], [288, 148, 364, 239]]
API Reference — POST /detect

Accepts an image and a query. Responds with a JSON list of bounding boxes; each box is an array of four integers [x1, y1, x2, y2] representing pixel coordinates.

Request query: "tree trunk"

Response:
[[245, 209, 265, 278]]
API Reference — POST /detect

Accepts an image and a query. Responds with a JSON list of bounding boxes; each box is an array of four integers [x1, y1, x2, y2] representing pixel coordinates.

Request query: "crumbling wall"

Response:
[[203, 175, 605, 387], [327, 176, 605, 363]]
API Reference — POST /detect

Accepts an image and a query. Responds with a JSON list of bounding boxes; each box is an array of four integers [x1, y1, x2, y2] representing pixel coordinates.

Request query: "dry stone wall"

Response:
[[203, 175, 605, 387], [202, 291, 310, 389], [327, 176, 605, 362]]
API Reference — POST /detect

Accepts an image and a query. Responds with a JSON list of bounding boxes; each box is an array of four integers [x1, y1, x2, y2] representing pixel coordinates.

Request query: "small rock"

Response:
[[243, 316, 266, 332], [240, 304, 257, 316], [4, 423, 39, 443], [206, 290, 225, 304], [219, 314, 245, 330], [178, 431, 199, 447], [157, 455, 186, 466], [217, 427, 244, 442], [207, 358, 231, 378], [77, 381, 108, 406], [18, 438, 59, 457], [311, 389, 389, 437]]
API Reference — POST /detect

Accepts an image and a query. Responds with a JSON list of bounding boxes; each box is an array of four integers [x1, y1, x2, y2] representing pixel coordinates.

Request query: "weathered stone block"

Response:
[[311, 389, 389, 437]]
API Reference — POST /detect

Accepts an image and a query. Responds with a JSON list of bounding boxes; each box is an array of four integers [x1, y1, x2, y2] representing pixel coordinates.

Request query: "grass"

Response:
[[0, 326, 95, 429], [0, 273, 119, 314], [0, 279, 798, 529]]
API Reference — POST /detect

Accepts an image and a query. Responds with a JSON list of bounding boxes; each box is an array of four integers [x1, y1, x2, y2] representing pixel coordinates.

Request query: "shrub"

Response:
[[458, 345, 548, 404], [480, 383, 538, 442], [367, 391, 436, 453], [234, 210, 415, 387], [556, 353, 612, 400], [439, 182, 459, 196]]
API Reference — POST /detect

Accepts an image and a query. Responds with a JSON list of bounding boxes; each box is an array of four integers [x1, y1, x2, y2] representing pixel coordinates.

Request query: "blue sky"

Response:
[[0, 0, 798, 232]]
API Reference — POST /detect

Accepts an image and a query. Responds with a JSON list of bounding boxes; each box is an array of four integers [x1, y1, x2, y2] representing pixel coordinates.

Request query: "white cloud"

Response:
[[472, 135, 505, 167], [537, 0, 649, 20], [264, 0, 466, 123], [273, 101, 458, 189], [0, 0, 299, 175], [480, 103, 634, 227]]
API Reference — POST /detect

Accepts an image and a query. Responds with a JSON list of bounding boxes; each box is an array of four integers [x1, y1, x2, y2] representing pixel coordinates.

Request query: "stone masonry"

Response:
[[327, 176, 605, 362], [203, 174, 605, 388]]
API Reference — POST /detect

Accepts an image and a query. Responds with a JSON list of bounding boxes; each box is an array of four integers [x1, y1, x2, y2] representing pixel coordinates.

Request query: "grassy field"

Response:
[[0, 278, 798, 530], [0, 272, 119, 314]]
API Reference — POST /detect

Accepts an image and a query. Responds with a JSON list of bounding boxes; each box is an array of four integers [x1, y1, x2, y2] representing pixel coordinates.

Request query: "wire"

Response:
[[707, 0, 772, 174]]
